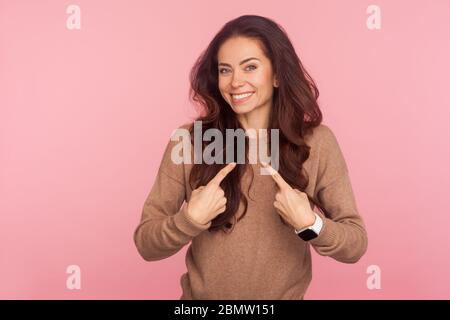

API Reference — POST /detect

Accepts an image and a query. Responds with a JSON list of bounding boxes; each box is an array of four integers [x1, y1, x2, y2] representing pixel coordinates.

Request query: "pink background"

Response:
[[1, 0, 450, 299]]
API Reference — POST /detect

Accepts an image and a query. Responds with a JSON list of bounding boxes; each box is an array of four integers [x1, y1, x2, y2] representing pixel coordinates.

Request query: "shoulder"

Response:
[[304, 123, 340, 152], [161, 122, 196, 167], [156, 122, 195, 184], [168, 122, 194, 139], [304, 123, 348, 176]]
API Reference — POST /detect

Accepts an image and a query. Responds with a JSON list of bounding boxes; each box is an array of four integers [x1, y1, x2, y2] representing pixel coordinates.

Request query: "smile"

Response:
[[231, 92, 255, 104]]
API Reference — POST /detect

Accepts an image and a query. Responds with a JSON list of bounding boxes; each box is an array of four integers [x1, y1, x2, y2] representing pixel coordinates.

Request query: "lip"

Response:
[[230, 92, 255, 105], [230, 91, 255, 95]]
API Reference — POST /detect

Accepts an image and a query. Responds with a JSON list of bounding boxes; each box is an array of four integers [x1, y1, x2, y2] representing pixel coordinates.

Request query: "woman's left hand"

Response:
[[261, 162, 316, 230]]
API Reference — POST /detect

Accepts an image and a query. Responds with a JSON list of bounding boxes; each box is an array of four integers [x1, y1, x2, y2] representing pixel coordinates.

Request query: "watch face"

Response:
[[298, 229, 318, 241]]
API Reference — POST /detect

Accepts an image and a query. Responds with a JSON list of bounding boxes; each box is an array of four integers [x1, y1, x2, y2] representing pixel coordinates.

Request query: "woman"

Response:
[[134, 15, 368, 300]]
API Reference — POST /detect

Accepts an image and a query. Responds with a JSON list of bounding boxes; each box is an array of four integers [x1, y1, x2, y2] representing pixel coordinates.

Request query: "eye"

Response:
[[219, 65, 257, 75]]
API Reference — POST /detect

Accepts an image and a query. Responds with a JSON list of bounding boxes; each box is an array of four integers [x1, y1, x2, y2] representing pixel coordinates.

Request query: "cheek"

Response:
[[252, 71, 273, 90], [218, 79, 228, 96]]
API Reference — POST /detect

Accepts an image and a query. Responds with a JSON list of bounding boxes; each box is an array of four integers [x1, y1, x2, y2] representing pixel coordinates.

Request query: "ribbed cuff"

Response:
[[309, 212, 340, 247], [173, 204, 212, 237]]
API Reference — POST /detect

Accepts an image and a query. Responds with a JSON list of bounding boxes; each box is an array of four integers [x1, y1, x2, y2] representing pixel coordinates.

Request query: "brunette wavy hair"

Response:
[[188, 15, 327, 233]]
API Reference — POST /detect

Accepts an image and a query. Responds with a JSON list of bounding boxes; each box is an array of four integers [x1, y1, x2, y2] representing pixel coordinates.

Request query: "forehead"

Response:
[[217, 37, 266, 63]]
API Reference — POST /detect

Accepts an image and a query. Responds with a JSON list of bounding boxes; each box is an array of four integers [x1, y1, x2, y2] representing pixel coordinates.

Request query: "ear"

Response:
[[273, 75, 279, 88]]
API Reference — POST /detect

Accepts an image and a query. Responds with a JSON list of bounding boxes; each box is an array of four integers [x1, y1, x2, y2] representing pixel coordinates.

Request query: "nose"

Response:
[[231, 70, 245, 88]]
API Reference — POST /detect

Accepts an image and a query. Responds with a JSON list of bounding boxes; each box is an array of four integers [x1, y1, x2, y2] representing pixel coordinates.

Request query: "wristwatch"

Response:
[[295, 213, 323, 241]]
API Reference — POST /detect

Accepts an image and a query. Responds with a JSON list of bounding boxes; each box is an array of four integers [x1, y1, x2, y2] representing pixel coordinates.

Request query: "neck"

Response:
[[237, 102, 272, 135]]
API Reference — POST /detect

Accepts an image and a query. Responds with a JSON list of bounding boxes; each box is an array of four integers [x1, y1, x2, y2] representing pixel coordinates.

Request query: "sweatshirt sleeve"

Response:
[[309, 125, 368, 263], [133, 136, 212, 262]]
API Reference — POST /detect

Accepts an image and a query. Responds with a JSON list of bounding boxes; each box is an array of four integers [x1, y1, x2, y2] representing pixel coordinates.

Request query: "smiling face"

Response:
[[217, 36, 278, 120]]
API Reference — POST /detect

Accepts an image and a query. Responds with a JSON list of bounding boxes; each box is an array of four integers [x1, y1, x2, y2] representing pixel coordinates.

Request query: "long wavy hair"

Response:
[[188, 15, 326, 233]]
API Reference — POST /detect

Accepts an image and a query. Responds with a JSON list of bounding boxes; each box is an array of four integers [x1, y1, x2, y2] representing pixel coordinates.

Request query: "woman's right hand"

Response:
[[186, 162, 237, 225]]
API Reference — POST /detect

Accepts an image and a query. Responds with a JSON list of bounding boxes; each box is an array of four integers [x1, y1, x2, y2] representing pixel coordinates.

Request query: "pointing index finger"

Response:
[[261, 161, 291, 191], [208, 162, 237, 186]]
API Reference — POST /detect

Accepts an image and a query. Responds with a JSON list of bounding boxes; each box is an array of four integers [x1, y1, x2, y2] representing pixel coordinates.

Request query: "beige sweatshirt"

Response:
[[133, 123, 368, 299]]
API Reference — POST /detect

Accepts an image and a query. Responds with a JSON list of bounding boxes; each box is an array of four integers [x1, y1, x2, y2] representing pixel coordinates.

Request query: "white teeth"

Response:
[[232, 92, 254, 100]]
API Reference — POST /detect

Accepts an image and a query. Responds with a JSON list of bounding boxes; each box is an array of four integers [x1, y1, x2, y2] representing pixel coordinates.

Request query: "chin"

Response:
[[229, 103, 256, 115]]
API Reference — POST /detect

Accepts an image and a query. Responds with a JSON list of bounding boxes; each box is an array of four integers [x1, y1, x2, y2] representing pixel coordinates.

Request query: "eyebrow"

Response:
[[218, 57, 260, 67]]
